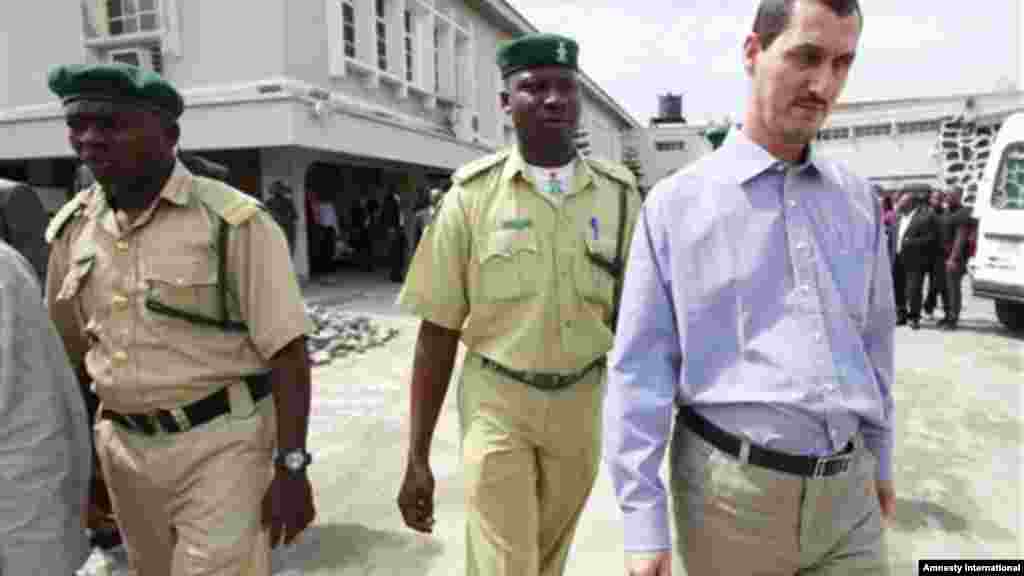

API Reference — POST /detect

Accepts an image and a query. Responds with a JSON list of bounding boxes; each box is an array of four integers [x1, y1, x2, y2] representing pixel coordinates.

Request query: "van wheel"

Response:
[[995, 300, 1024, 332]]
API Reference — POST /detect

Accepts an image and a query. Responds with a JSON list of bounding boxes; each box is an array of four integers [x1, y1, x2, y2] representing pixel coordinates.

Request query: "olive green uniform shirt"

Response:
[[398, 147, 641, 373]]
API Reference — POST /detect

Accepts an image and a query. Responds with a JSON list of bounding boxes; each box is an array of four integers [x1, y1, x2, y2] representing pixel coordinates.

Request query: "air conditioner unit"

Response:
[[109, 47, 156, 72]]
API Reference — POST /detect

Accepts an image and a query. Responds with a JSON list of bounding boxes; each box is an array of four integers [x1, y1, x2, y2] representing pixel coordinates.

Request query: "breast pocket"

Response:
[[478, 230, 539, 302], [57, 255, 95, 302], [575, 231, 616, 309], [143, 254, 222, 327]]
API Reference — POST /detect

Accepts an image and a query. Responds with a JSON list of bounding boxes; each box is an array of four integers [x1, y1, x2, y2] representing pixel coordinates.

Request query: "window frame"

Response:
[[107, 0, 162, 36], [341, 0, 356, 59], [991, 142, 1024, 211]]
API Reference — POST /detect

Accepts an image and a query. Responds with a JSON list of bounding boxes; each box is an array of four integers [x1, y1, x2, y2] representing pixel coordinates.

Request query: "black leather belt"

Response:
[[102, 373, 272, 436], [680, 406, 853, 478], [479, 356, 603, 391]]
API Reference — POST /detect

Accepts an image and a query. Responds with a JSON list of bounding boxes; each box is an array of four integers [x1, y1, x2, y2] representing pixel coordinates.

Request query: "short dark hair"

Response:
[[753, 0, 862, 50]]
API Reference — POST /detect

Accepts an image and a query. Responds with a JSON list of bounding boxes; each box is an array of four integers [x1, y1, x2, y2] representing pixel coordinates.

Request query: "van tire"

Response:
[[994, 300, 1024, 332]]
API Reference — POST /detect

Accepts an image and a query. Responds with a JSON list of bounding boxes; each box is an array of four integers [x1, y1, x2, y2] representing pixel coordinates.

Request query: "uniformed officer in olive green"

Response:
[[396, 33, 642, 576], [44, 63, 315, 576]]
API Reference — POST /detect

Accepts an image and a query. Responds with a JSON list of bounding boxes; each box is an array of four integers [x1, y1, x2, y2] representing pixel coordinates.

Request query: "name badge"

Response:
[[501, 218, 533, 231]]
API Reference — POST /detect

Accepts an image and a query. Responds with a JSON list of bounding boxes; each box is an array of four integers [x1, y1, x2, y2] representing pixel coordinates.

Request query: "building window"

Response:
[[433, 25, 441, 92], [107, 0, 161, 35], [853, 123, 892, 138], [992, 143, 1024, 210], [897, 119, 942, 134], [817, 127, 850, 141], [342, 0, 356, 58], [109, 45, 163, 74], [376, 0, 388, 71], [404, 10, 414, 82], [655, 140, 687, 152]]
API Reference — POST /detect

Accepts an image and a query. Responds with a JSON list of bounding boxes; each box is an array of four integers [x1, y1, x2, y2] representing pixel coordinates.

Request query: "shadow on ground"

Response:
[[890, 497, 969, 533], [272, 522, 445, 574]]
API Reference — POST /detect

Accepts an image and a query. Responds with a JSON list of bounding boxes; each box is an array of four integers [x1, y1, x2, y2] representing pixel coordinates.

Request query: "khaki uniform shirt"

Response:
[[398, 147, 641, 373], [46, 161, 313, 414]]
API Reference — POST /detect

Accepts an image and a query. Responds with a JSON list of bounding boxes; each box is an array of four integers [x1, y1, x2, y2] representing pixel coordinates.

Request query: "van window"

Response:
[[991, 142, 1024, 210]]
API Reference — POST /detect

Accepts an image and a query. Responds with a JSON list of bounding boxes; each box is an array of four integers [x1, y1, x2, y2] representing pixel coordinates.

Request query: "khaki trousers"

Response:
[[670, 419, 890, 575], [94, 391, 276, 576], [459, 354, 604, 576]]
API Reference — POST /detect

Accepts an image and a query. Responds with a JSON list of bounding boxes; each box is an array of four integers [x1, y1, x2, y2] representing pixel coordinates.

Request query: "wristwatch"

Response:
[[274, 449, 313, 473]]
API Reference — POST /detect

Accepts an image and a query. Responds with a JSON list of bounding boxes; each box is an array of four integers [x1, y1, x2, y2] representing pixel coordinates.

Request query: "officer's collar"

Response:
[[501, 146, 594, 193]]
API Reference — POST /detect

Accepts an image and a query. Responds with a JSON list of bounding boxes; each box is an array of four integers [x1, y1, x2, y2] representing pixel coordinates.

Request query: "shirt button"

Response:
[[814, 332, 823, 342], [115, 240, 129, 251], [112, 350, 128, 362], [111, 294, 129, 308], [788, 200, 797, 208]]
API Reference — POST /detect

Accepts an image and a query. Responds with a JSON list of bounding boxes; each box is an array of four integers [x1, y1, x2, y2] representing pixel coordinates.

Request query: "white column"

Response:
[[260, 148, 312, 278]]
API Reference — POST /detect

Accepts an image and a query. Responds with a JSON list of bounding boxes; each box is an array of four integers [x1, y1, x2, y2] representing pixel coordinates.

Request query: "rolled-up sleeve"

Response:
[[860, 200, 896, 481], [604, 199, 682, 552]]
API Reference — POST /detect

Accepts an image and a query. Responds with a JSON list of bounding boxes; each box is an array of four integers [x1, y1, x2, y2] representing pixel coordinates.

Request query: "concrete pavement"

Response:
[[81, 272, 1023, 575]]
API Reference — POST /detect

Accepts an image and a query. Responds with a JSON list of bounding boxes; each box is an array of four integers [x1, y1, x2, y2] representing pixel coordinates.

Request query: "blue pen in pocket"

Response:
[[589, 217, 599, 241]]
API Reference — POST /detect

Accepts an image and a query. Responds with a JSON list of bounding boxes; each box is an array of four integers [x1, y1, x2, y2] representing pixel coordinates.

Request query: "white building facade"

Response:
[[814, 90, 1024, 202], [0, 0, 639, 277]]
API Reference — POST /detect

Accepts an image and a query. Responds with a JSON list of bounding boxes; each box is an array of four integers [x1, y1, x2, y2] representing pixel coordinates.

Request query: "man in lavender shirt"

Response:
[[604, 1, 896, 575]]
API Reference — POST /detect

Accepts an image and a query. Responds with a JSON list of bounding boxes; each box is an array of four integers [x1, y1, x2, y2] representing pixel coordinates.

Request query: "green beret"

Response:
[[497, 33, 579, 78], [47, 63, 185, 120]]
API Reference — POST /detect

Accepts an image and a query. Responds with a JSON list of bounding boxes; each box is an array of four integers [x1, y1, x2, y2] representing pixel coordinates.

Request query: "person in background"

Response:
[[895, 190, 938, 330], [0, 241, 92, 574], [265, 181, 299, 256], [604, 1, 896, 574], [939, 187, 973, 330], [922, 187, 946, 320]]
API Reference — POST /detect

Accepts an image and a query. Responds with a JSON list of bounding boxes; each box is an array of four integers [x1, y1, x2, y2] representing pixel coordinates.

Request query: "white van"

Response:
[[970, 112, 1024, 331]]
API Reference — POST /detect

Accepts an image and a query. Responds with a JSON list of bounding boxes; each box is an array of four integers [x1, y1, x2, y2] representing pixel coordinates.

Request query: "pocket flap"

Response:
[[482, 229, 538, 260], [57, 256, 95, 301]]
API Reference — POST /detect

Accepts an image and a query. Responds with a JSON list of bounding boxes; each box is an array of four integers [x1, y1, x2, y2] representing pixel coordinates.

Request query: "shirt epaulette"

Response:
[[191, 176, 264, 226], [44, 188, 92, 244], [452, 149, 511, 186], [586, 155, 637, 188]]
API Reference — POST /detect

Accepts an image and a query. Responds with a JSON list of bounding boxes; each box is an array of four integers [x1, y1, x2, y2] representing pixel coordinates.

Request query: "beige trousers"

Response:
[[670, 419, 890, 575], [459, 353, 604, 576], [94, 391, 276, 576]]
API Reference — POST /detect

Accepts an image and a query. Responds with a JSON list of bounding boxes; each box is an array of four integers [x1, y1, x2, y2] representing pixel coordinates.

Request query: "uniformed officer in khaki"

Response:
[[44, 63, 316, 576], [395, 33, 642, 576]]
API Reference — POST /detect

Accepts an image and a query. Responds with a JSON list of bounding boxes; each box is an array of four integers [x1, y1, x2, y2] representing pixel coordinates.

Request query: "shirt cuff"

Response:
[[862, 428, 893, 482], [622, 505, 672, 553]]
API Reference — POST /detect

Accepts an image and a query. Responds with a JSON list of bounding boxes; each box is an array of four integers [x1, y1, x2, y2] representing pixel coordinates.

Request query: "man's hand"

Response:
[[397, 459, 436, 533], [876, 478, 896, 523], [627, 551, 672, 576], [262, 469, 316, 548]]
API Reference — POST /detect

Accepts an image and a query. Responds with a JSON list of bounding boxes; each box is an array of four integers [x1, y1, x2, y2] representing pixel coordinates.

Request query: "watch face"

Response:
[[284, 451, 308, 470]]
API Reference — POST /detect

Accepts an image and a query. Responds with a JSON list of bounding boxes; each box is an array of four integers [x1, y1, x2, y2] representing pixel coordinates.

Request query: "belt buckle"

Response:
[[813, 454, 851, 478]]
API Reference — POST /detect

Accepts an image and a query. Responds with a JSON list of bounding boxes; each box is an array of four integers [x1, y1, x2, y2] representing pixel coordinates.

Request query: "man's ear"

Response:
[[742, 33, 760, 76], [499, 91, 511, 115]]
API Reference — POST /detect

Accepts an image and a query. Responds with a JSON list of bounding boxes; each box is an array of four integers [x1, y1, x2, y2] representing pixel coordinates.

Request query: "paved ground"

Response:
[[82, 271, 1022, 575]]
